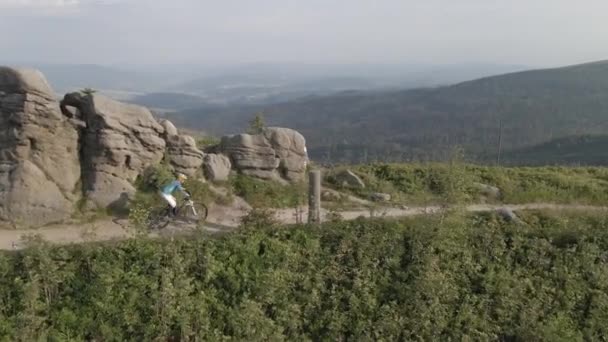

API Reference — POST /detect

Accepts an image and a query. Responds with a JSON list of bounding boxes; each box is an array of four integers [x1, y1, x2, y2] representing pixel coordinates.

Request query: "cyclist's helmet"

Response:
[[177, 173, 188, 181]]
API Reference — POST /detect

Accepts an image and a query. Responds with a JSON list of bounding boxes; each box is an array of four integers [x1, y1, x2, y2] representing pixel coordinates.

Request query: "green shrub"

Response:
[[230, 174, 306, 208], [1, 211, 608, 340], [196, 136, 220, 149], [240, 207, 278, 229], [136, 163, 175, 192]]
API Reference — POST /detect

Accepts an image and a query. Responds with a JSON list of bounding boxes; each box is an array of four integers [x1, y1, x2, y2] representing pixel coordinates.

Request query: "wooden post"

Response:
[[308, 170, 321, 224]]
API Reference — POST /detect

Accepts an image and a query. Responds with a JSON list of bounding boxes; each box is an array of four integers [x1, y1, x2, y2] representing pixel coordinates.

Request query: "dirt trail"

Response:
[[0, 203, 605, 250]]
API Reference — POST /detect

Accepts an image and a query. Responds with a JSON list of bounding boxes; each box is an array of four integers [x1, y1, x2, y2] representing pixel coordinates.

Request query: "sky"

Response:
[[1, 0, 608, 68]]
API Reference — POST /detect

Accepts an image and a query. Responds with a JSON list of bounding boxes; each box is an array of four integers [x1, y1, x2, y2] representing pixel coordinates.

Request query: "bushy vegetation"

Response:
[[1, 211, 608, 340], [196, 136, 221, 149], [335, 163, 608, 206], [229, 174, 306, 208]]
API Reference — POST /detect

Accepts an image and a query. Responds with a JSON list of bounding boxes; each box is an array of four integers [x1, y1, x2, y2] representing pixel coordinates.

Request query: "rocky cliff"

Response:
[[0, 67, 308, 228]]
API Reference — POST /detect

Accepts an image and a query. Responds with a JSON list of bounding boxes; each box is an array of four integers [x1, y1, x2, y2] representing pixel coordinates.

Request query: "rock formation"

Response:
[[61, 92, 166, 209], [263, 127, 308, 181], [0, 67, 81, 227], [165, 134, 204, 177], [218, 127, 308, 182], [0, 67, 310, 227]]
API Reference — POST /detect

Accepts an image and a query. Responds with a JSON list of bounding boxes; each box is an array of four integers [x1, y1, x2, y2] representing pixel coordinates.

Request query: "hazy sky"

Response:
[[1, 0, 607, 67]]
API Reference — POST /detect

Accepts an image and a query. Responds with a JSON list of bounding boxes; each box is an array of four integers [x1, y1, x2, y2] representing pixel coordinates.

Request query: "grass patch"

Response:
[[230, 174, 306, 208], [334, 163, 608, 206]]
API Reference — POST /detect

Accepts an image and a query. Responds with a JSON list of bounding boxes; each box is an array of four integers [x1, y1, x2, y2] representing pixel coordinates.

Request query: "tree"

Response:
[[81, 88, 97, 96], [247, 112, 265, 135]]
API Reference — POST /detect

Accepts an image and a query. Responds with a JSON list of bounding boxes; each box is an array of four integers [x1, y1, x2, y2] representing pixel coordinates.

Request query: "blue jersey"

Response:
[[161, 180, 184, 195]]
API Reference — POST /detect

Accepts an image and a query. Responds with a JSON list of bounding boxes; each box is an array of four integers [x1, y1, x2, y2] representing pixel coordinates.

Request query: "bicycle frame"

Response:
[[179, 199, 197, 216]]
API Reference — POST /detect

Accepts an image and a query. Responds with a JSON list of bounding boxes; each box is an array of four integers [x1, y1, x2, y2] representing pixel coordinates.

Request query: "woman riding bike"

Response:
[[159, 173, 190, 217]]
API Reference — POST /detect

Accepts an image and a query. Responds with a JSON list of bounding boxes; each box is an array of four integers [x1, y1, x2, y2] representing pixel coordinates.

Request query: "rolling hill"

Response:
[[169, 60, 608, 163], [502, 134, 608, 166]]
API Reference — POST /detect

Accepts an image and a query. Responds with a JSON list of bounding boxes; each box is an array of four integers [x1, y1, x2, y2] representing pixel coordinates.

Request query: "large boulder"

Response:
[[219, 127, 308, 182], [203, 154, 232, 182], [61, 93, 166, 209], [165, 134, 204, 177], [0, 67, 81, 227], [219, 133, 281, 180], [263, 127, 308, 181]]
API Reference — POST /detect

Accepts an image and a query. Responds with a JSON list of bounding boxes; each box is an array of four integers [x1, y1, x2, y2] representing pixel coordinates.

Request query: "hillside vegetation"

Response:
[[171, 60, 608, 163], [333, 163, 608, 206], [1, 210, 607, 340], [502, 134, 608, 166]]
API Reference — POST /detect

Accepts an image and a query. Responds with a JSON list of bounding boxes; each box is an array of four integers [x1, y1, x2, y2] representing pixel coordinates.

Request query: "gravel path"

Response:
[[0, 203, 605, 250]]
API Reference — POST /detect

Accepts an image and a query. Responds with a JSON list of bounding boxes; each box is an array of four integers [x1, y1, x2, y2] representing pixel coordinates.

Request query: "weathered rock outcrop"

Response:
[[219, 127, 308, 182], [165, 134, 204, 177], [219, 133, 280, 180], [61, 92, 166, 209], [0, 67, 81, 227], [157, 118, 205, 177], [203, 153, 232, 182], [263, 127, 308, 181], [0, 67, 311, 227]]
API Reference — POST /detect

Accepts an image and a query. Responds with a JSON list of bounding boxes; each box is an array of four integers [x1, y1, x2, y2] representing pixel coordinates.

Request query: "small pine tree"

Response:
[[82, 88, 97, 96], [247, 112, 266, 135]]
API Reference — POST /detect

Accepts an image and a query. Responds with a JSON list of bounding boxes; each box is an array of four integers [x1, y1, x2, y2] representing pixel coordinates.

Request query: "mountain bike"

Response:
[[147, 194, 208, 230]]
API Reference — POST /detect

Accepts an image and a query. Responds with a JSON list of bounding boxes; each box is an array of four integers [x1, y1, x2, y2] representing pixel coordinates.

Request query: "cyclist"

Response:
[[160, 173, 190, 217]]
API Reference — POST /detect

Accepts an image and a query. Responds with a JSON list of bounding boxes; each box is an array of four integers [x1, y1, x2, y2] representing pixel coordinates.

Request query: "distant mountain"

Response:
[[2, 61, 528, 108], [168, 62, 529, 106], [168, 60, 608, 163], [128, 92, 208, 111]]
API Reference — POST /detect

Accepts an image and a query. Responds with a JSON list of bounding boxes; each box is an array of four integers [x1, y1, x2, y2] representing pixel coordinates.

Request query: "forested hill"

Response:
[[502, 134, 608, 166], [171, 60, 608, 163]]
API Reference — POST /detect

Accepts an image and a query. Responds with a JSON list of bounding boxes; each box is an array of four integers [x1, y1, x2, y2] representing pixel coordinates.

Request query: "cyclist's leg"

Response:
[[159, 192, 177, 216]]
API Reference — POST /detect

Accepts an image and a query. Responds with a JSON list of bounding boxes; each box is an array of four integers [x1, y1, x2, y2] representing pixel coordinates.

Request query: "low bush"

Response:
[[230, 174, 306, 208], [1, 211, 608, 340]]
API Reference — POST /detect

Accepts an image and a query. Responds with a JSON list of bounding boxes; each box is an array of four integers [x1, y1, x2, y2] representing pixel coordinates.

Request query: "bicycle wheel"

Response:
[[147, 207, 171, 230], [181, 203, 208, 224]]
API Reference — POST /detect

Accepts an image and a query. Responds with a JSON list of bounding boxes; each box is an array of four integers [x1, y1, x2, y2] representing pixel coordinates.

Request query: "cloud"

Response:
[[0, 0, 80, 8], [0, 0, 126, 16]]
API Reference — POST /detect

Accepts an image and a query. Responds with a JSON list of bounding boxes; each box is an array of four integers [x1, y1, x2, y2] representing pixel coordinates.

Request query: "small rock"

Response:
[[321, 190, 342, 202], [334, 170, 365, 188], [370, 192, 392, 202], [497, 207, 524, 224]]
